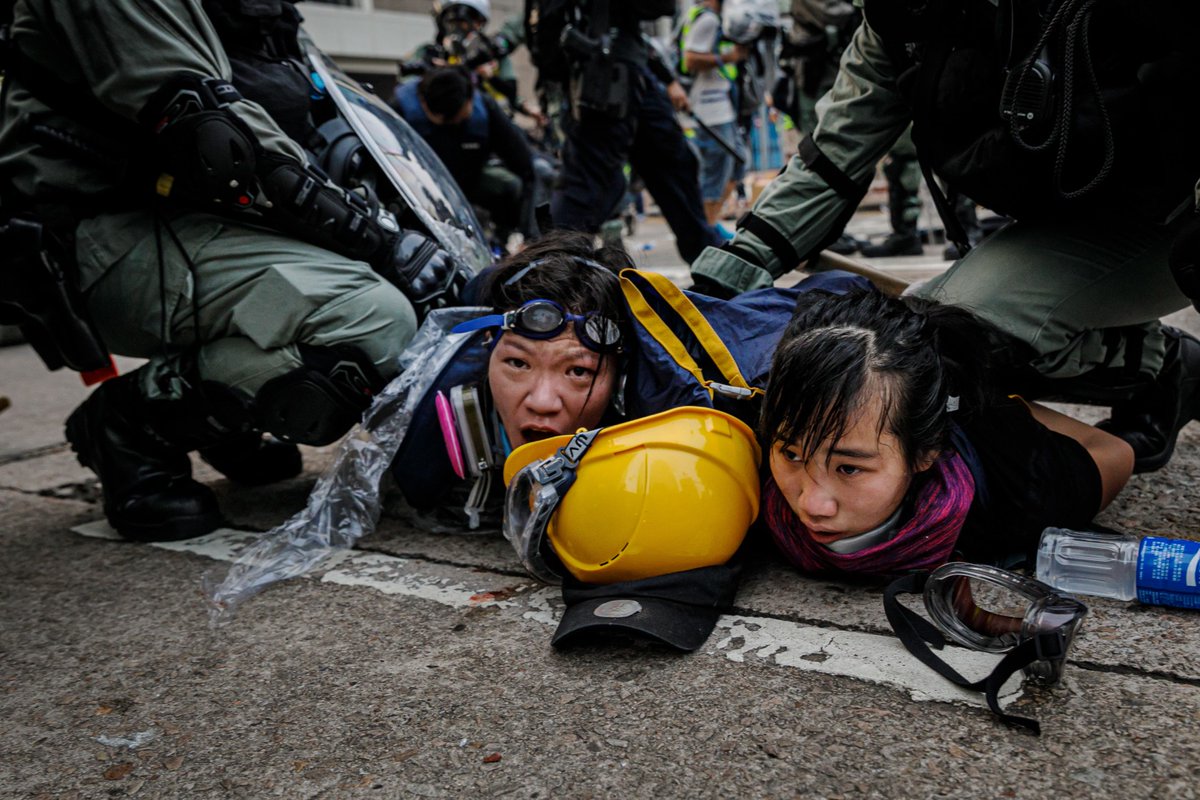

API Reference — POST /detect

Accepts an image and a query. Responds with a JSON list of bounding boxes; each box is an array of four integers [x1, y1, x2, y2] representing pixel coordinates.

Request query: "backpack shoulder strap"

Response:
[[620, 268, 763, 401]]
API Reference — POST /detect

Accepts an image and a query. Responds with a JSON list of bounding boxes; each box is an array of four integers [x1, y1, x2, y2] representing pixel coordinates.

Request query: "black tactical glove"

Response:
[[378, 230, 470, 319], [254, 154, 470, 317], [1170, 213, 1200, 313]]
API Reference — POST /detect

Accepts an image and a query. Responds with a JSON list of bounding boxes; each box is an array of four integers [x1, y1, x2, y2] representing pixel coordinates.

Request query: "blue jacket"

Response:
[[393, 80, 493, 191]]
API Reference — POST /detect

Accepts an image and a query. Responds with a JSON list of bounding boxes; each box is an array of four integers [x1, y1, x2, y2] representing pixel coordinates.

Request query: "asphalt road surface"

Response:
[[4, 212, 1200, 799]]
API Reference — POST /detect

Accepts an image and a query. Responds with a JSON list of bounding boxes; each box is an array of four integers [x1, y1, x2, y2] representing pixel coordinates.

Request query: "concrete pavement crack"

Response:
[[0, 442, 69, 466], [352, 543, 532, 579], [725, 604, 890, 637], [1070, 659, 1200, 687]]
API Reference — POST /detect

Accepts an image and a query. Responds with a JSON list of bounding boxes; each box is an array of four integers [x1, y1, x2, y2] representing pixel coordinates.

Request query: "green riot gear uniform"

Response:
[[1, 0, 417, 398], [690, 2, 1200, 471], [692, 5, 1200, 381], [0, 0, 420, 540]]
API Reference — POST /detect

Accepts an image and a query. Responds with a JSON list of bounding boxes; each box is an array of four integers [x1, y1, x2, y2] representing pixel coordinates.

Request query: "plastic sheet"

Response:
[[202, 307, 488, 625]]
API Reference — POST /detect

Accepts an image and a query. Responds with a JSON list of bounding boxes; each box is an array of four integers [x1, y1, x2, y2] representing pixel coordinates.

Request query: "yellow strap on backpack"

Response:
[[619, 268, 763, 401]]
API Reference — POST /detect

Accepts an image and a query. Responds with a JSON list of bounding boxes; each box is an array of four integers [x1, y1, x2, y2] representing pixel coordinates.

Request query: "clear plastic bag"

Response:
[[202, 308, 488, 625]]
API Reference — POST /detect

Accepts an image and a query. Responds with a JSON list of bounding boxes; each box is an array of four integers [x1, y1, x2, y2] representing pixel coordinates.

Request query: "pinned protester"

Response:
[[753, 288, 1126, 732], [205, 230, 870, 621], [502, 406, 759, 650], [205, 232, 631, 620], [759, 287, 1135, 578]]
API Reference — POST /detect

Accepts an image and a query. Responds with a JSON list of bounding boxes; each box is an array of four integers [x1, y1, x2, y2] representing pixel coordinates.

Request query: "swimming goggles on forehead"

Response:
[[451, 298, 623, 353]]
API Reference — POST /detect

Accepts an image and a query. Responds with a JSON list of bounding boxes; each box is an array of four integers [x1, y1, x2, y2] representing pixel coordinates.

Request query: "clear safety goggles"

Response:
[[502, 427, 601, 584], [886, 562, 1088, 734], [921, 563, 1088, 684], [452, 299, 623, 353]]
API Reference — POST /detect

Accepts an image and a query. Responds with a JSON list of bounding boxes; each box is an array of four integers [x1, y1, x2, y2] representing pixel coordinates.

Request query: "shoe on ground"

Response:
[[860, 232, 923, 258], [200, 432, 303, 487], [1097, 326, 1200, 473], [65, 374, 223, 542]]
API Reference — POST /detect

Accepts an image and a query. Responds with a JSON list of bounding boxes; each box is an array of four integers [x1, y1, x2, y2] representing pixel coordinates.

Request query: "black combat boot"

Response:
[[65, 370, 224, 541], [827, 233, 862, 255], [1097, 327, 1200, 473], [864, 156, 923, 258], [942, 193, 986, 260]]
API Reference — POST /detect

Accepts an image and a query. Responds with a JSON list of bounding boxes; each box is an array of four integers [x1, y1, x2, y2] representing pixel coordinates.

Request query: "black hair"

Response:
[[482, 230, 631, 328], [418, 67, 474, 119], [761, 289, 1000, 470]]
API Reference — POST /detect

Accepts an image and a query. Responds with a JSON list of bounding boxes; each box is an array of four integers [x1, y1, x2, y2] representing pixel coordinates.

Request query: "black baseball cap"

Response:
[[552, 563, 742, 652]]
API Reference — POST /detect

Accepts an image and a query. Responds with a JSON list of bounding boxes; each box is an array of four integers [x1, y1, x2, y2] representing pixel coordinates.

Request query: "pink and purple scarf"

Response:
[[764, 453, 976, 576]]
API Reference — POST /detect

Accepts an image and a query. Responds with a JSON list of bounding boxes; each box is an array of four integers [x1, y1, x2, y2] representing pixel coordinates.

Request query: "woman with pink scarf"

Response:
[[759, 288, 1134, 576]]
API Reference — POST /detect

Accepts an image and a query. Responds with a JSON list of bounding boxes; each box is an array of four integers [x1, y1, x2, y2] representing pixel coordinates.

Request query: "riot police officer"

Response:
[[529, 0, 722, 264], [0, 0, 467, 541], [690, 0, 1200, 473]]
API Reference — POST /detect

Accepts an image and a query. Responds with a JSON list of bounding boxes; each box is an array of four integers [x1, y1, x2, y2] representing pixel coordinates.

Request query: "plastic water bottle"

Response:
[[1037, 528, 1200, 609]]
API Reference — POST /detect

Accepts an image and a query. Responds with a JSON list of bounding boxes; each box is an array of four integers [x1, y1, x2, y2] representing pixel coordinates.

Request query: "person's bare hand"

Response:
[[666, 81, 690, 112], [728, 43, 750, 63]]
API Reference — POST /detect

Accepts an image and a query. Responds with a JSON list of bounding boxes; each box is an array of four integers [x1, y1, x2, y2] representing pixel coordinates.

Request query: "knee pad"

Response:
[[253, 345, 385, 446]]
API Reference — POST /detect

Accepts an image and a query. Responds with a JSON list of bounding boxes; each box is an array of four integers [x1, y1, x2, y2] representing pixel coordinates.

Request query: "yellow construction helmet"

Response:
[[502, 406, 762, 584]]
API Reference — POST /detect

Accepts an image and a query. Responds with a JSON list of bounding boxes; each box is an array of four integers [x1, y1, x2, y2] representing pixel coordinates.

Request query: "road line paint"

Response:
[[321, 551, 521, 609], [74, 521, 515, 609], [713, 616, 1020, 707], [72, 521, 1022, 710]]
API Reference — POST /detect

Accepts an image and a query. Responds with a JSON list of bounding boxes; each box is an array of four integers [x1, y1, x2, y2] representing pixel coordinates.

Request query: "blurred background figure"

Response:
[[394, 66, 539, 252]]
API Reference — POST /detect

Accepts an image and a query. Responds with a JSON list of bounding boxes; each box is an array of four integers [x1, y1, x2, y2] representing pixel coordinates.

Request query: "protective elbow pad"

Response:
[[253, 344, 384, 446], [140, 73, 259, 208], [256, 153, 391, 263]]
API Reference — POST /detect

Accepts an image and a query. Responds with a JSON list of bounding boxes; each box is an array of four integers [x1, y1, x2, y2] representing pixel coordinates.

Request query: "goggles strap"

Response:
[[883, 572, 1043, 735], [529, 427, 601, 492]]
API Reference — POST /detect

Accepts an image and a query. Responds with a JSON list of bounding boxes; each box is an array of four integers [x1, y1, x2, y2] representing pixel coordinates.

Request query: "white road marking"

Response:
[[73, 521, 1021, 710], [321, 550, 520, 609], [713, 616, 1020, 706]]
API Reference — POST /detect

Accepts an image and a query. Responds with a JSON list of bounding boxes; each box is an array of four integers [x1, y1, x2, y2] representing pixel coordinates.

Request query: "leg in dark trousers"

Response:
[[550, 104, 635, 234], [630, 69, 722, 264]]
